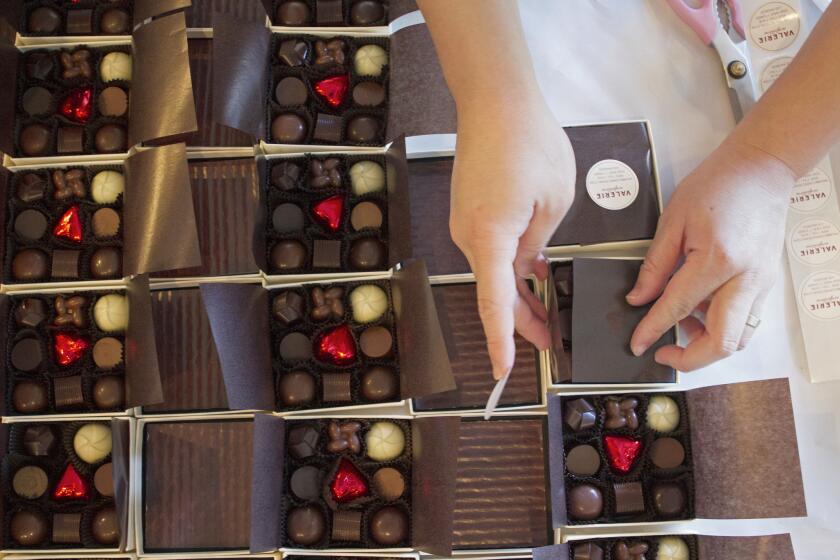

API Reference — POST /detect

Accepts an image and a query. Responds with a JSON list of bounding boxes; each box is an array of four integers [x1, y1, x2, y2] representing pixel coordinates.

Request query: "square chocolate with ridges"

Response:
[[322, 372, 351, 402], [331, 510, 361, 541], [316, 0, 344, 24], [313, 113, 342, 143], [66, 10, 93, 34], [52, 512, 82, 543], [313, 239, 341, 268], [52, 250, 81, 278], [53, 375, 84, 409]]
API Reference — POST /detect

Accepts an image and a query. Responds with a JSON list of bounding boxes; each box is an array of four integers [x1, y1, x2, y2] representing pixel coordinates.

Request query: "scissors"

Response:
[[667, 0, 758, 122]]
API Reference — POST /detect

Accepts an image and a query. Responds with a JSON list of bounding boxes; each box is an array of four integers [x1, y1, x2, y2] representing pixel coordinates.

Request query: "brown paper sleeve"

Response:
[[124, 143, 202, 275], [390, 0, 419, 20], [200, 283, 274, 411], [388, 23, 457, 140], [0, 295, 8, 416], [111, 418, 131, 551], [391, 259, 456, 399], [249, 413, 286, 552], [386, 135, 413, 265], [533, 544, 571, 560], [412, 416, 459, 556], [571, 258, 676, 383], [0, 30, 19, 156], [135, 0, 193, 22], [130, 12, 198, 146], [687, 379, 806, 519], [547, 394, 568, 527], [698, 534, 795, 560], [212, 9, 271, 138], [126, 274, 163, 407]]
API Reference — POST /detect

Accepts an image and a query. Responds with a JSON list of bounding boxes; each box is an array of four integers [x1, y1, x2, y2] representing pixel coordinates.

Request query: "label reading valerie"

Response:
[[788, 218, 840, 266], [800, 271, 840, 320], [790, 167, 832, 212], [749, 2, 800, 51], [760, 56, 793, 92], [586, 159, 639, 211]]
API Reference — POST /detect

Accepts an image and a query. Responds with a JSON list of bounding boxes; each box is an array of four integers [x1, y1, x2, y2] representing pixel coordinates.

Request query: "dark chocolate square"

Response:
[[331, 510, 361, 541], [57, 126, 84, 154], [54, 375, 84, 408], [313, 239, 341, 268], [53, 512, 82, 543], [322, 372, 351, 402], [52, 250, 80, 278], [316, 0, 344, 24], [313, 113, 342, 143], [271, 161, 301, 190], [613, 481, 645, 514], [66, 9, 93, 34]]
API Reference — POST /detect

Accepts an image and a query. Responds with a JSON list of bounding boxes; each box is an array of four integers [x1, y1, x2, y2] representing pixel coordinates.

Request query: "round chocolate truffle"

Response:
[[93, 375, 125, 410], [272, 113, 308, 143], [12, 381, 48, 413], [360, 326, 392, 359], [276, 1, 311, 25], [279, 332, 312, 363], [13, 465, 49, 499], [650, 437, 685, 469], [28, 7, 61, 33], [273, 203, 305, 233], [73, 423, 112, 464], [90, 247, 121, 278], [290, 465, 321, 501], [11, 337, 43, 372], [14, 209, 48, 241], [91, 506, 119, 545], [94, 294, 129, 332], [349, 161, 385, 195], [365, 421, 405, 461], [275, 77, 308, 105], [10, 510, 47, 546], [370, 506, 408, 545], [350, 201, 383, 230], [350, 0, 385, 25], [352, 81, 386, 107], [350, 284, 387, 323], [22, 87, 53, 116], [91, 170, 124, 203], [566, 444, 601, 477], [93, 337, 124, 369], [346, 115, 380, 143], [94, 462, 114, 497], [94, 124, 127, 153], [99, 52, 132, 82], [100, 8, 130, 34], [354, 44, 388, 77], [271, 239, 307, 270], [652, 482, 686, 518], [287, 505, 325, 545], [647, 395, 680, 432], [26, 53, 54, 80], [361, 366, 397, 401], [12, 248, 49, 281], [349, 237, 385, 270], [92, 208, 121, 238], [372, 467, 405, 500], [19, 123, 51, 156], [658, 537, 690, 560], [98, 86, 128, 117], [568, 484, 603, 520], [279, 371, 316, 406]]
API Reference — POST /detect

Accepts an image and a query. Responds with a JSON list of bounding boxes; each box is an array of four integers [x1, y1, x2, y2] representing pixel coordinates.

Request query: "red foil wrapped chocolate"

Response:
[[59, 87, 93, 124], [53, 464, 89, 500], [312, 195, 344, 232], [330, 457, 369, 503], [604, 435, 642, 474], [53, 205, 83, 242], [54, 332, 89, 366], [314, 324, 356, 366], [314, 75, 349, 108]]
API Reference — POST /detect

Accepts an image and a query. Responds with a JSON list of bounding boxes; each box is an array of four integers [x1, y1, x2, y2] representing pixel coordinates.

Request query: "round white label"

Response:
[[749, 2, 800, 51], [799, 270, 840, 320], [788, 218, 840, 266], [790, 167, 832, 213], [585, 159, 639, 211], [760, 56, 793, 92]]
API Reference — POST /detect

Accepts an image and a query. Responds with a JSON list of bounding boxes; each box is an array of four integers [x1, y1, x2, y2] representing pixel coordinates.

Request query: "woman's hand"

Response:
[[627, 139, 795, 371], [450, 102, 577, 380]]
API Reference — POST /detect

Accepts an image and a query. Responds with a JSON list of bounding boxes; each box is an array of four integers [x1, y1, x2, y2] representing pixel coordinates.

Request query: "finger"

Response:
[[655, 276, 757, 371], [738, 286, 770, 350], [514, 279, 551, 351], [514, 207, 565, 281], [679, 315, 705, 345], [472, 244, 519, 380], [626, 217, 683, 306], [630, 260, 729, 356], [518, 277, 548, 322]]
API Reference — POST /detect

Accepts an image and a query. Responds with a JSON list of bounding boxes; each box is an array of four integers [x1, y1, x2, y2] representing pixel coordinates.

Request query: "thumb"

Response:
[[627, 216, 683, 306]]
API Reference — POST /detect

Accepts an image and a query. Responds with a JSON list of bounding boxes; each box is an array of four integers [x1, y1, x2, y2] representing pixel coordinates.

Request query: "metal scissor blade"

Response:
[[727, 73, 757, 122]]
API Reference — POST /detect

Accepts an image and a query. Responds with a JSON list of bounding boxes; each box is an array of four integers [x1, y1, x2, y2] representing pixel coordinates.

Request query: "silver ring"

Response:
[[746, 313, 761, 329]]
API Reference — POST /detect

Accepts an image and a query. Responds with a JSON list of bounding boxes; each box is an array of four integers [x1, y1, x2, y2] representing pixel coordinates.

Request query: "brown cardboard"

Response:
[[130, 12, 199, 146], [0, 17, 19, 156], [386, 135, 413, 266], [111, 418, 131, 551], [143, 419, 254, 551], [390, 0, 419, 20], [687, 378, 806, 519], [186, 0, 268, 28], [533, 543, 571, 560], [123, 143, 203, 276], [248, 414, 286, 552], [135, 0, 194, 22], [125, 274, 164, 408], [698, 534, 795, 559]]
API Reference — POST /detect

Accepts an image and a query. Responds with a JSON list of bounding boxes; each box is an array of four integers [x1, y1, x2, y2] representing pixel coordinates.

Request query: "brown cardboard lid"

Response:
[[185, 0, 268, 28], [123, 143, 203, 276], [125, 274, 163, 408], [687, 378, 806, 519], [135, 0, 194, 22], [249, 413, 285, 552], [570, 258, 676, 383], [697, 534, 795, 559], [391, 259, 456, 399], [390, 0, 420, 20], [111, 418, 131, 551], [386, 135, 412, 266]]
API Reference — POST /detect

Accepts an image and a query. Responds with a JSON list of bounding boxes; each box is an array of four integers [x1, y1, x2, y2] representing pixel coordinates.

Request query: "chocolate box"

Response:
[[0, 143, 202, 287], [0, 417, 133, 553], [544, 257, 677, 388], [547, 379, 806, 530], [0, 276, 161, 417], [0, 9, 197, 165]]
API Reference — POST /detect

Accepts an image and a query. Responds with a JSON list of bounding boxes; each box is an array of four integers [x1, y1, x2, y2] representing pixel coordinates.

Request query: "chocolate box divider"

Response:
[[0, 415, 135, 554]]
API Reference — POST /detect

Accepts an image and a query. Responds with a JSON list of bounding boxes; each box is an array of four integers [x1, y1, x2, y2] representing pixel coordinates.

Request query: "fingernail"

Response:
[[631, 341, 647, 357], [626, 287, 640, 302]]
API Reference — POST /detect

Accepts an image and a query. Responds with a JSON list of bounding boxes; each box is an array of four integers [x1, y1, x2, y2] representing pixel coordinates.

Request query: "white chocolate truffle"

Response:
[[354, 44, 388, 77], [350, 284, 388, 323], [99, 52, 132, 82], [93, 294, 129, 333], [657, 537, 689, 560], [646, 395, 680, 432], [365, 421, 405, 461], [350, 161, 384, 195], [91, 171, 124, 204], [73, 424, 112, 464]]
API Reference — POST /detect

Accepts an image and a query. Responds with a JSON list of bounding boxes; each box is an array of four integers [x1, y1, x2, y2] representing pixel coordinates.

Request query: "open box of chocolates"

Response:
[[271, 0, 390, 27], [547, 379, 807, 530], [546, 257, 676, 386], [19, 1, 134, 36], [1, 278, 160, 416], [1, 419, 130, 551]]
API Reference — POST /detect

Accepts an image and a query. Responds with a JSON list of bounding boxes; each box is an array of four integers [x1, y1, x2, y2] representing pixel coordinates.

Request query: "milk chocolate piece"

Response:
[[58, 126, 84, 153], [279, 371, 316, 406], [652, 482, 686, 518], [350, 201, 383, 230], [90, 247, 121, 278], [10, 510, 48, 546], [15, 297, 46, 327], [614, 481, 645, 514], [346, 115, 379, 143], [271, 161, 301, 189], [275, 77, 308, 105], [327, 421, 361, 453], [53, 169, 86, 199], [23, 425, 57, 456], [13, 381, 48, 413], [288, 425, 319, 459], [605, 397, 639, 430], [332, 510, 362, 542], [95, 463, 114, 496], [313, 239, 341, 268], [313, 113, 342, 143], [359, 325, 392, 358], [349, 237, 385, 270], [573, 542, 604, 560], [91, 506, 119, 545], [351, 0, 385, 24], [273, 203, 305, 233], [287, 505, 325, 545], [650, 437, 685, 469], [28, 7, 61, 33], [322, 372, 351, 402], [93, 375, 125, 409], [67, 9, 93, 34], [95, 124, 127, 153], [361, 366, 397, 401], [100, 8, 130, 34], [93, 337, 124, 368], [566, 444, 600, 477], [280, 332, 312, 362], [27, 52, 55, 79], [565, 398, 596, 431], [19, 123, 51, 156], [17, 173, 46, 202], [54, 375, 84, 408], [12, 337, 42, 372], [352, 81, 385, 106], [372, 467, 405, 500], [569, 484, 603, 520], [12, 248, 49, 280], [277, 40, 309, 66], [314, 39, 346, 65], [316, 0, 343, 24], [272, 113, 308, 143], [614, 541, 650, 560], [22, 87, 52, 116], [14, 209, 48, 241], [271, 240, 308, 270], [291, 465, 321, 500], [309, 158, 341, 188], [13, 465, 49, 499], [53, 512, 82, 543], [273, 291, 305, 324], [99, 86, 128, 117], [93, 208, 121, 238], [370, 506, 408, 545], [277, 1, 311, 25], [54, 295, 87, 327]]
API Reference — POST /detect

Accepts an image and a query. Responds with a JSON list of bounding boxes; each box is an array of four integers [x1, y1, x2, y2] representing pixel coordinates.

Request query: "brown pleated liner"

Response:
[[2, 422, 117, 549], [560, 393, 695, 525], [13, 45, 132, 157], [20, 1, 134, 37], [4, 164, 125, 283], [263, 153, 389, 274], [282, 418, 412, 548], [567, 534, 699, 560], [270, 0, 390, 27], [270, 279, 400, 411], [265, 33, 390, 146], [5, 291, 127, 415]]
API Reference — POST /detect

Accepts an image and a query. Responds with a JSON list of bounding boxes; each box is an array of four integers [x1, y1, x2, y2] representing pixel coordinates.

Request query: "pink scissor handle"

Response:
[[726, 0, 746, 40], [665, 0, 718, 45]]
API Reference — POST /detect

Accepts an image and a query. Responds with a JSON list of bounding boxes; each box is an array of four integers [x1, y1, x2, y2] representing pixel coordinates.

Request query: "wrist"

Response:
[[717, 136, 797, 199]]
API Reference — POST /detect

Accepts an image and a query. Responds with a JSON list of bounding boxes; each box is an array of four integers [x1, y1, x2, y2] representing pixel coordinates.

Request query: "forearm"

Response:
[[729, 2, 840, 178]]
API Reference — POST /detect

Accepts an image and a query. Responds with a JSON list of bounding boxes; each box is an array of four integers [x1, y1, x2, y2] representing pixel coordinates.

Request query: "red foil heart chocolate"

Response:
[[330, 457, 369, 503], [53, 464, 89, 500], [312, 195, 344, 232], [59, 87, 93, 124], [314, 75, 349, 108], [54, 332, 89, 366], [53, 205, 83, 242], [604, 435, 642, 474], [314, 324, 356, 365]]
